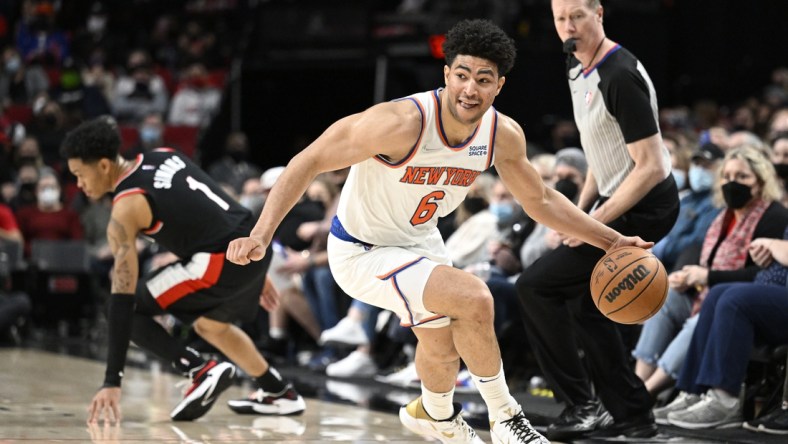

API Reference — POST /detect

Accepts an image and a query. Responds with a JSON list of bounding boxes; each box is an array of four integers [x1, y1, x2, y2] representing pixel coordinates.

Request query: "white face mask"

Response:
[[37, 187, 60, 206]]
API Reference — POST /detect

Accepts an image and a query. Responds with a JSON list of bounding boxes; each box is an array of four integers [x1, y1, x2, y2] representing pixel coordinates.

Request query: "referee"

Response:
[[516, 0, 679, 441]]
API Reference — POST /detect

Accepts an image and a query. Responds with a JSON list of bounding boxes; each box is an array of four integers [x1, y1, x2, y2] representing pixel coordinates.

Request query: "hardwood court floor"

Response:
[[0, 347, 781, 443], [0, 348, 490, 443]]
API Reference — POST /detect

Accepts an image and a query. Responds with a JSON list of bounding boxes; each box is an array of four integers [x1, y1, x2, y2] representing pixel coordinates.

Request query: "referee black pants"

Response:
[[516, 176, 679, 421]]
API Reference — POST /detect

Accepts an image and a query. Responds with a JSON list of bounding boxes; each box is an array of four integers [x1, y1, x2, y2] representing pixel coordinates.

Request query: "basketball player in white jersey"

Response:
[[228, 19, 651, 444]]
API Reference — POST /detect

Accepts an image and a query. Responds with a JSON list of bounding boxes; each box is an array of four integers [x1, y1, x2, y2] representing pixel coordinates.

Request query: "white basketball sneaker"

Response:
[[491, 405, 549, 443], [399, 396, 484, 443]]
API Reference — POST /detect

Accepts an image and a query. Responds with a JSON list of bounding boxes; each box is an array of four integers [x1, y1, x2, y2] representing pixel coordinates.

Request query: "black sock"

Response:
[[255, 366, 287, 393], [177, 347, 208, 376]]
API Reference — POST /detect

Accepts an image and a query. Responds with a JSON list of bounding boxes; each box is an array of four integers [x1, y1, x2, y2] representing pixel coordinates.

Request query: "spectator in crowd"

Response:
[[176, 20, 220, 69], [15, 0, 71, 68], [650, 143, 724, 273], [80, 48, 116, 114], [654, 228, 788, 429], [167, 62, 221, 128], [0, 45, 48, 106], [446, 172, 499, 269], [633, 146, 788, 397], [520, 147, 587, 268], [208, 132, 262, 194], [111, 49, 169, 124], [128, 113, 165, 156], [665, 134, 692, 198], [27, 97, 68, 165], [10, 162, 42, 210], [70, 1, 122, 70], [769, 132, 788, 207], [16, 172, 83, 257]]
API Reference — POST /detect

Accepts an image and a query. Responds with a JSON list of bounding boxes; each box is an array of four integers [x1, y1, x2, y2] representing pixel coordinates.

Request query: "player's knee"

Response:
[[421, 342, 460, 364], [461, 285, 494, 324]]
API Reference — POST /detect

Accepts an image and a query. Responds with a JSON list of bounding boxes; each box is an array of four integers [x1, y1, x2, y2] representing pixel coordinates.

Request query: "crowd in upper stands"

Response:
[[0, 0, 787, 436]]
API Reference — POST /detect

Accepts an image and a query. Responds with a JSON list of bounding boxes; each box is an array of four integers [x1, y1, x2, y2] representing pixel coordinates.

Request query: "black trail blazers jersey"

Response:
[[113, 148, 254, 257]]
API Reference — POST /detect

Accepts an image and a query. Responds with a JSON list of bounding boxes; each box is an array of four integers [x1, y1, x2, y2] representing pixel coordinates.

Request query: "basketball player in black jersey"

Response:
[[61, 116, 305, 425]]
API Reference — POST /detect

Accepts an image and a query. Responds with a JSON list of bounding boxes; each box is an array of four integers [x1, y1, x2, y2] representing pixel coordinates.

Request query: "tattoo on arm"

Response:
[[108, 217, 135, 293]]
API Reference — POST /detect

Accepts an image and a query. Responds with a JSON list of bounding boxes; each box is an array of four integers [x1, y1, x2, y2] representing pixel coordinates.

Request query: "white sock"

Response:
[[469, 362, 518, 420], [421, 384, 455, 421], [269, 327, 286, 339]]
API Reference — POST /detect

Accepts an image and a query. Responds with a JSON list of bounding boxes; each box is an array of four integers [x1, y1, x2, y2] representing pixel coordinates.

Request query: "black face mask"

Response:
[[773, 163, 788, 181], [462, 196, 488, 214], [554, 178, 579, 201], [721, 181, 753, 209]]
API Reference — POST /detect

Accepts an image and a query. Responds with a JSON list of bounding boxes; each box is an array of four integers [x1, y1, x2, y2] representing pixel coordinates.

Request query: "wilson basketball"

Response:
[[590, 247, 668, 324]]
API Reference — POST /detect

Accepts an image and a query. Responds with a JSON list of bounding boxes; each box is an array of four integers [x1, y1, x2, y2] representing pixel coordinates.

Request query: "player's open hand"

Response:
[[87, 386, 121, 425], [226, 236, 267, 265]]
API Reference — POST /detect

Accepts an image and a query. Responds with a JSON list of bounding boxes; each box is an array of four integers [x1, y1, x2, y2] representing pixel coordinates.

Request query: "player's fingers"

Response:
[[226, 240, 250, 264], [87, 402, 97, 424]]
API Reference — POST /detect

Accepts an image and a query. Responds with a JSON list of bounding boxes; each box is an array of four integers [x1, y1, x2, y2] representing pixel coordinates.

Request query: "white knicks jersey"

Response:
[[336, 89, 498, 247]]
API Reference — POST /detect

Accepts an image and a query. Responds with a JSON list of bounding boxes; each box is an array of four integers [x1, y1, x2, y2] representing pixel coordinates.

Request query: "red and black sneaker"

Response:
[[170, 360, 236, 421]]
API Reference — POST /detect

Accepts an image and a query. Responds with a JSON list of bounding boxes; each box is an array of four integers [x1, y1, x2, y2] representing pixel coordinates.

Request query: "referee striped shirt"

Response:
[[568, 44, 670, 197]]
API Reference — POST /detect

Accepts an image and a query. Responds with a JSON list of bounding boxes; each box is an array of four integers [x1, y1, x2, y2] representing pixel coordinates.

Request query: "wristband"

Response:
[[103, 293, 135, 387]]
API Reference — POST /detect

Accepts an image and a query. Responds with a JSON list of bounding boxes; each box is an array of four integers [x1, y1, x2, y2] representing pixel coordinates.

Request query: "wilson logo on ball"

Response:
[[604, 264, 652, 303]]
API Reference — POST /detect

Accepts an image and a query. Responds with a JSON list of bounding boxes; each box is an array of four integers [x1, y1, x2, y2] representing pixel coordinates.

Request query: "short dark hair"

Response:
[[443, 19, 517, 76], [61, 115, 121, 162]]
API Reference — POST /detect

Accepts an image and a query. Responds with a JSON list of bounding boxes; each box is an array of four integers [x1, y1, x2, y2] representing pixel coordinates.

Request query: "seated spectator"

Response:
[[769, 132, 788, 207], [167, 62, 221, 128], [665, 134, 693, 199], [633, 146, 788, 396], [0, 45, 48, 106], [15, 172, 83, 256], [653, 229, 788, 429], [10, 162, 41, 209], [207, 131, 261, 194], [238, 176, 264, 216], [445, 172, 498, 269], [27, 98, 68, 165], [111, 49, 168, 124], [127, 112, 165, 156], [15, 0, 70, 68], [79, 48, 116, 119], [520, 147, 586, 268], [651, 143, 724, 272]]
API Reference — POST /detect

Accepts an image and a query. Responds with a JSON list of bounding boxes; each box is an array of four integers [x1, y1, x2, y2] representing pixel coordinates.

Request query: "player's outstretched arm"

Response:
[[493, 115, 652, 252], [227, 100, 422, 265], [88, 195, 149, 425]]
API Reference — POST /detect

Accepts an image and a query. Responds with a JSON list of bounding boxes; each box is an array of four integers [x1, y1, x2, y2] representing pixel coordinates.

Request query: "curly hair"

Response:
[[442, 19, 517, 76], [61, 115, 121, 162]]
